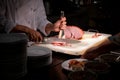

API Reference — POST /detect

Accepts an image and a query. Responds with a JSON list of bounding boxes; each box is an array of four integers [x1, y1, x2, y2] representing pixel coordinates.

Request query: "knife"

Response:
[[42, 37, 80, 44], [58, 11, 65, 39], [58, 29, 65, 39]]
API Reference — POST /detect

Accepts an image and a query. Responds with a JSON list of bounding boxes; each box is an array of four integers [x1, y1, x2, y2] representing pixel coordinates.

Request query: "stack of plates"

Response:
[[0, 33, 28, 79], [27, 45, 52, 70]]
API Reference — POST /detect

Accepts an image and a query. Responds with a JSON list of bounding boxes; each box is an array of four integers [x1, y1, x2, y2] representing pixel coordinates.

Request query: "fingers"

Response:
[[28, 30, 43, 42], [60, 21, 67, 29], [59, 17, 67, 30], [61, 17, 66, 21], [34, 32, 43, 42], [53, 17, 67, 32]]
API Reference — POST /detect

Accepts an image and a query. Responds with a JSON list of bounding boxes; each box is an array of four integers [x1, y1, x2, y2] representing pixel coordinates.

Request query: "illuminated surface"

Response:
[[34, 31, 111, 55]]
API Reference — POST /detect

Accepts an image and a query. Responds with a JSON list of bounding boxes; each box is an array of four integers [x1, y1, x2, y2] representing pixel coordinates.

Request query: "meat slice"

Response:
[[92, 33, 102, 38], [51, 41, 66, 46], [51, 41, 71, 46], [64, 26, 84, 40], [50, 26, 83, 46]]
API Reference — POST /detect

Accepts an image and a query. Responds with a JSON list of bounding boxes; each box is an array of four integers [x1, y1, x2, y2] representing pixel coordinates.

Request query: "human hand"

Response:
[[53, 17, 67, 32], [11, 25, 43, 42], [27, 29, 43, 42]]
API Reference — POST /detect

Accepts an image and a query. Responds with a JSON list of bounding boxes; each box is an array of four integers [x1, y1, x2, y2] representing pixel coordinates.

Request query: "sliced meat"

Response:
[[51, 41, 66, 46], [92, 33, 102, 38], [51, 41, 71, 46], [64, 26, 84, 40]]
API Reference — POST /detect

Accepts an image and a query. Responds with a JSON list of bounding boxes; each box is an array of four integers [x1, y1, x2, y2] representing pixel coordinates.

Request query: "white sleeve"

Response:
[[0, 0, 16, 33], [36, 0, 52, 36]]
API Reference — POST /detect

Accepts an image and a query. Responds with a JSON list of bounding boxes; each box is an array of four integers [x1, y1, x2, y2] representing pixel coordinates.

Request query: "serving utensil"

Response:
[[58, 11, 65, 39], [42, 37, 80, 44], [116, 56, 120, 62]]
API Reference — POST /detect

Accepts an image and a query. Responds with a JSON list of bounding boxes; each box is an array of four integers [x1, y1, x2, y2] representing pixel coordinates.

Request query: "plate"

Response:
[[110, 49, 120, 55], [61, 58, 88, 71]]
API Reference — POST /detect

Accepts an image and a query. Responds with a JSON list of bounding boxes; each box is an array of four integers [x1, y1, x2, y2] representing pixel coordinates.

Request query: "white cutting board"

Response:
[[35, 31, 111, 56]]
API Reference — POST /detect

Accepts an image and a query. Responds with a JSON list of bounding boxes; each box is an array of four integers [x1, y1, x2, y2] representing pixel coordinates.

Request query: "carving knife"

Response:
[[58, 11, 65, 39]]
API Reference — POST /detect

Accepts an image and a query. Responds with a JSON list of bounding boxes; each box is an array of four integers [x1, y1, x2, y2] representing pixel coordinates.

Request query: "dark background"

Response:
[[0, 0, 119, 35], [44, 0, 120, 35]]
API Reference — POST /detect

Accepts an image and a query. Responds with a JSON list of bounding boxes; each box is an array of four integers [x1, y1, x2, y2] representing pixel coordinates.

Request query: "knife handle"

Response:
[[60, 11, 64, 18], [58, 11, 65, 39]]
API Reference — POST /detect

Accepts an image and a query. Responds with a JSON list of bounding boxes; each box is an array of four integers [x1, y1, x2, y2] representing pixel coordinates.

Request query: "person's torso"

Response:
[[6, 0, 45, 30]]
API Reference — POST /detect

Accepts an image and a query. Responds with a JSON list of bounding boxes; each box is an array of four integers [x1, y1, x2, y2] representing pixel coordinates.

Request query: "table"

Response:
[[47, 44, 120, 80], [48, 52, 80, 80], [24, 44, 120, 80]]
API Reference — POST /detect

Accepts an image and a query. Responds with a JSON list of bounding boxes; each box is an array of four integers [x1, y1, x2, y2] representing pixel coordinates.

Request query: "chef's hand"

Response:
[[10, 25, 43, 42], [53, 17, 67, 32], [26, 29, 43, 42], [45, 17, 67, 35]]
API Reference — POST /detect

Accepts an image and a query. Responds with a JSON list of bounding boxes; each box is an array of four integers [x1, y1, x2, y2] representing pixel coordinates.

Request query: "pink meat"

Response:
[[51, 41, 71, 46], [64, 26, 84, 40]]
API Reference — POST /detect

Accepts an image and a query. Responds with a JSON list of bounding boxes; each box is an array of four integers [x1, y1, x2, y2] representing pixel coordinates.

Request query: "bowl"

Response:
[[84, 61, 110, 74], [98, 54, 120, 72], [110, 49, 120, 55], [99, 54, 120, 64], [68, 70, 97, 80]]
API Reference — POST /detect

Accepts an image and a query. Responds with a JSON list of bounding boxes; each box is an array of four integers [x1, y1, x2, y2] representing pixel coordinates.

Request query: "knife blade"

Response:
[[58, 29, 65, 39], [42, 37, 80, 44]]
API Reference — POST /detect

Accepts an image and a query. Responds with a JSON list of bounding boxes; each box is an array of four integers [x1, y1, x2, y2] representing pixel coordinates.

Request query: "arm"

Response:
[[0, 15, 43, 42], [0, 1, 43, 42], [45, 17, 67, 35], [10, 25, 43, 42], [37, 0, 66, 36], [0, 11, 42, 42], [0, 0, 16, 33]]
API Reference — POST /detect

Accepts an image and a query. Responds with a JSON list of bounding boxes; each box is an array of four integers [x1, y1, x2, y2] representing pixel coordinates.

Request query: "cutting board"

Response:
[[34, 31, 111, 56]]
